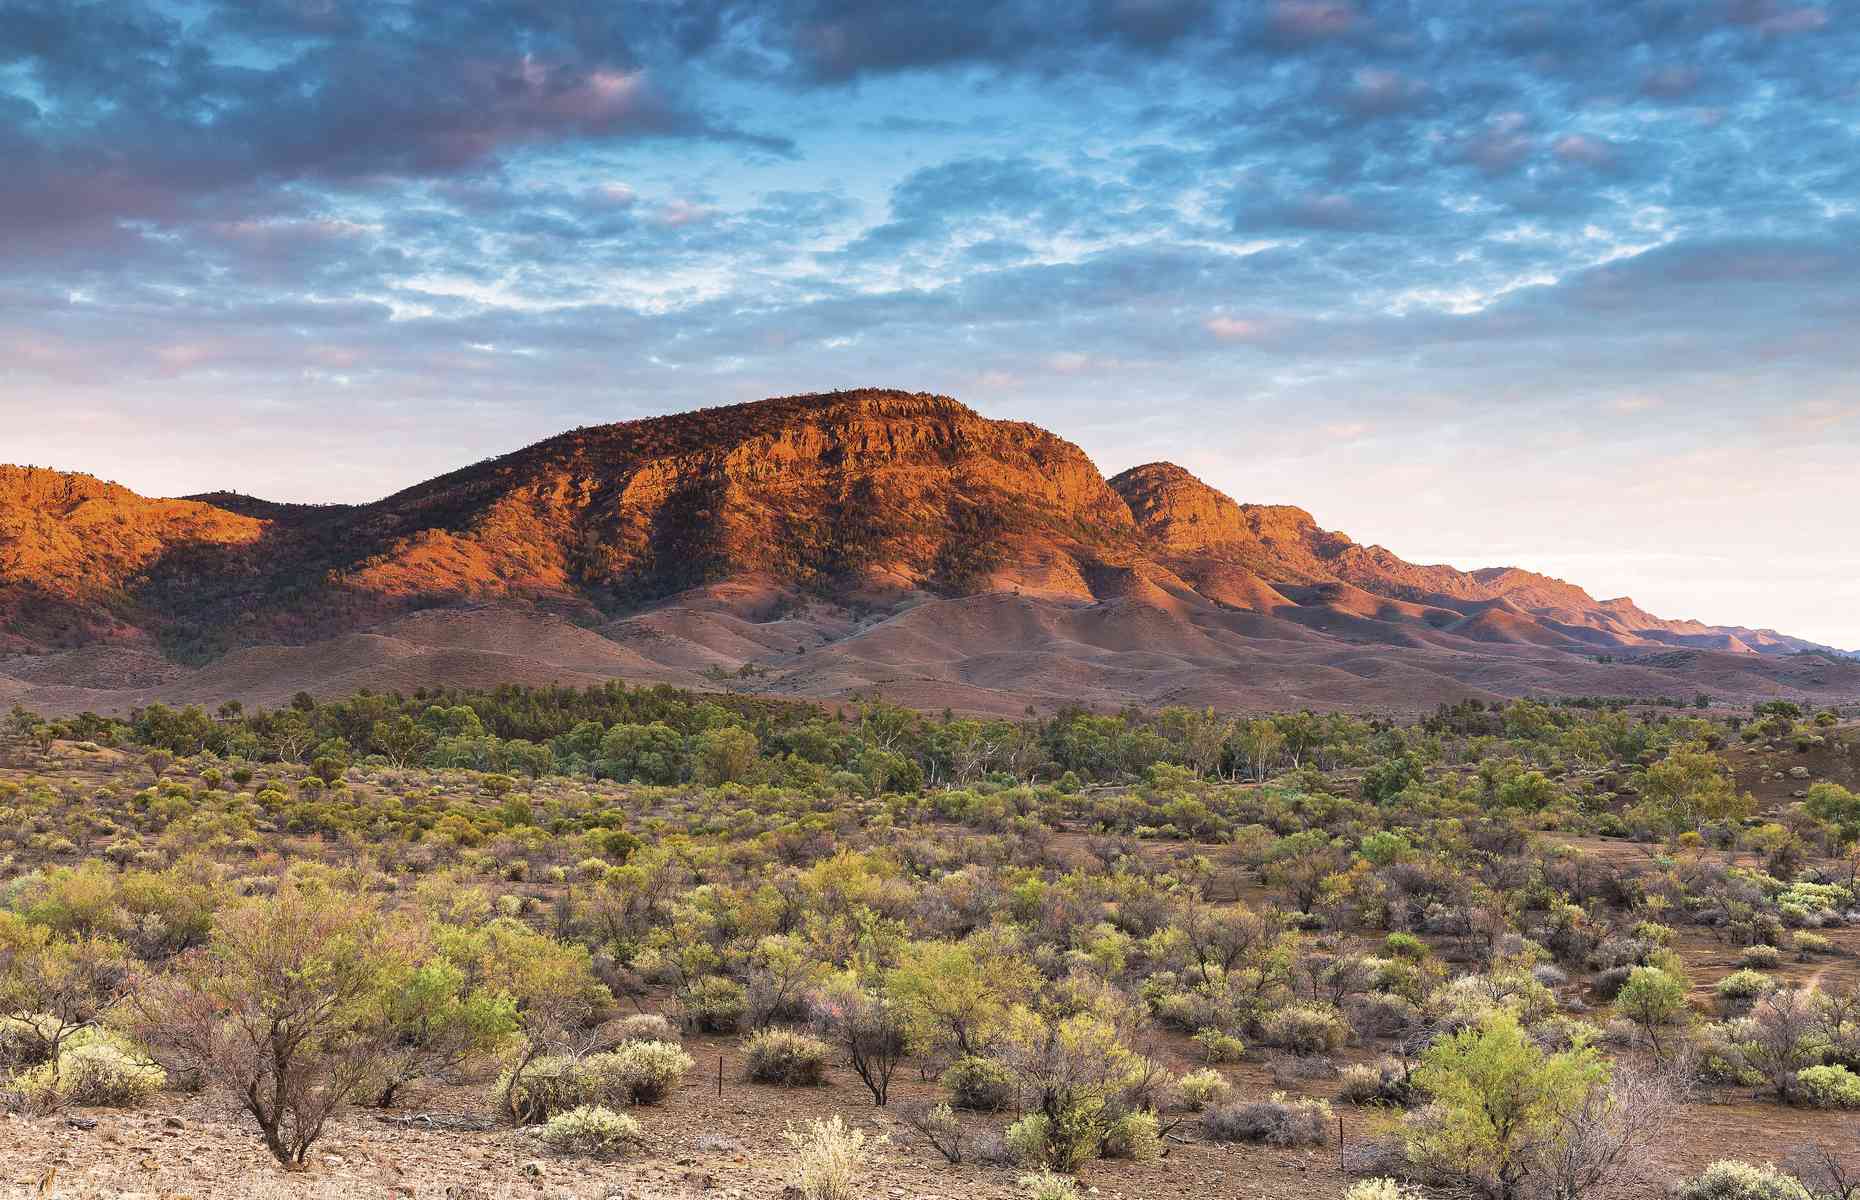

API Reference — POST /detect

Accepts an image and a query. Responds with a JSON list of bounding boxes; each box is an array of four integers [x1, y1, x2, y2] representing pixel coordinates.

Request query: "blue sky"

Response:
[[3, 1, 1857, 647]]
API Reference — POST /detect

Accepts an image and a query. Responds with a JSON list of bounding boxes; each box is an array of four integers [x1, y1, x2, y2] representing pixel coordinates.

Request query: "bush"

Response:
[[1019, 1170, 1082, 1200], [596, 1040, 693, 1105], [11, 1033, 166, 1110], [745, 1029, 833, 1086], [680, 975, 747, 1034], [784, 1115, 885, 1200], [1673, 1161, 1812, 1200], [1344, 1181, 1421, 1200], [1336, 1059, 1416, 1107], [1202, 1093, 1332, 1146], [1717, 970, 1774, 1004], [1004, 1112, 1053, 1165], [1193, 1027, 1247, 1062], [1261, 1004, 1349, 1055], [1796, 1064, 1860, 1109], [1740, 945, 1783, 969], [539, 1105, 643, 1156], [943, 1055, 1015, 1111], [1101, 1109, 1162, 1162], [615, 1013, 679, 1043], [1176, 1067, 1232, 1111], [499, 1055, 595, 1124], [1792, 932, 1832, 958]]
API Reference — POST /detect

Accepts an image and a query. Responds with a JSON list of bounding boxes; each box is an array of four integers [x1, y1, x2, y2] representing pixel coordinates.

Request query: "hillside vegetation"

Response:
[[4, 687, 1860, 1197]]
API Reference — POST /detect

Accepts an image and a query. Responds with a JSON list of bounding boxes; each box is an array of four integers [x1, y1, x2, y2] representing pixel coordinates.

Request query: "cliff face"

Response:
[[0, 389, 1843, 673]]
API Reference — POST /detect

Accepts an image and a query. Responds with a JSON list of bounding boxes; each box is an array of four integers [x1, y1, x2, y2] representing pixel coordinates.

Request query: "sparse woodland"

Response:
[[3, 687, 1860, 1199]]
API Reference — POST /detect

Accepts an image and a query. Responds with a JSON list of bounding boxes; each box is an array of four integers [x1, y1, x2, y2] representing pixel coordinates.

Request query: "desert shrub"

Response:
[[1004, 1112, 1054, 1164], [1262, 1004, 1348, 1055], [1406, 1008, 1609, 1200], [11, 1031, 166, 1110], [593, 1040, 693, 1105], [1176, 1067, 1232, 1111], [1384, 932, 1428, 961], [1796, 1064, 1860, 1109], [943, 1054, 1015, 1111], [901, 1100, 968, 1164], [1352, 992, 1420, 1038], [129, 883, 392, 1170], [1100, 1109, 1162, 1161], [680, 974, 747, 1034], [615, 1013, 679, 1042], [1672, 1161, 1812, 1200], [1192, 1027, 1247, 1062], [1591, 965, 1633, 1001], [1019, 1170, 1082, 1200], [1792, 932, 1832, 958], [1718, 970, 1775, 1004], [745, 1028, 833, 1086], [539, 1105, 643, 1156], [1344, 1181, 1422, 1200], [1337, 1058, 1418, 1107], [498, 1054, 594, 1123], [1741, 945, 1784, 970], [1202, 1093, 1332, 1146], [784, 1115, 885, 1200]]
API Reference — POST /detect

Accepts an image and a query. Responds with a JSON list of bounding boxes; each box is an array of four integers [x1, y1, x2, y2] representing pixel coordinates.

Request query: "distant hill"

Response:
[[3, 389, 1854, 715]]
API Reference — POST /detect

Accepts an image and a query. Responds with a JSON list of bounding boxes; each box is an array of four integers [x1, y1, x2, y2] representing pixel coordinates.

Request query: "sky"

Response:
[[2, 1, 1858, 649]]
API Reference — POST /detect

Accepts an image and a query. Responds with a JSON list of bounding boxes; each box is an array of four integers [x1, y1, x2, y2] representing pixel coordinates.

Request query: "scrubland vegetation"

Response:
[[2, 687, 1859, 1198]]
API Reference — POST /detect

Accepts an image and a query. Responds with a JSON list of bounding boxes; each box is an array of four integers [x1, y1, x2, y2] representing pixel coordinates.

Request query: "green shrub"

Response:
[[943, 1055, 1015, 1111], [680, 975, 747, 1034], [11, 1032, 166, 1110], [539, 1105, 643, 1156], [745, 1029, 833, 1086], [1795, 1064, 1860, 1109], [1792, 932, 1832, 957], [594, 1040, 694, 1105], [1193, 1027, 1247, 1062], [1261, 1004, 1348, 1055], [1019, 1170, 1082, 1200], [1345, 1181, 1422, 1200], [1004, 1112, 1054, 1165], [1176, 1067, 1232, 1111], [1740, 945, 1782, 969], [1100, 1109, 1161, 1161], [1673, 1161, 1812, 1200], [498, 1055, 594, 1124], [1717, 970, 1774, 1003]]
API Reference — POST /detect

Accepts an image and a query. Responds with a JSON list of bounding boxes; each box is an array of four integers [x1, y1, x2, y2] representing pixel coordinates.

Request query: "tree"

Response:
[[810, 974, 907, 1106], [133, 884, 393, 1170], [371, 716, 434, 769], [1234, 719, 1285, 783], [1639, 749, 1750, 834], [369, 947, 517, 1106], [887, 938, 1036, 1058], [0, 912, 134, 1068], [598, 722, 685, 784], [992, 1003, 1144, 1171], [1614, 966, 1691, 1063], [694, 726, 760, 786], [1537, 1063, 1684, 1200], [1410, 1008, 1610, 1200]]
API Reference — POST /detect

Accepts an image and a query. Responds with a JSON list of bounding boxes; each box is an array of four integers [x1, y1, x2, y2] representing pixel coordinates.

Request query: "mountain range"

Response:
[[3, 389, 1854, 716]]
